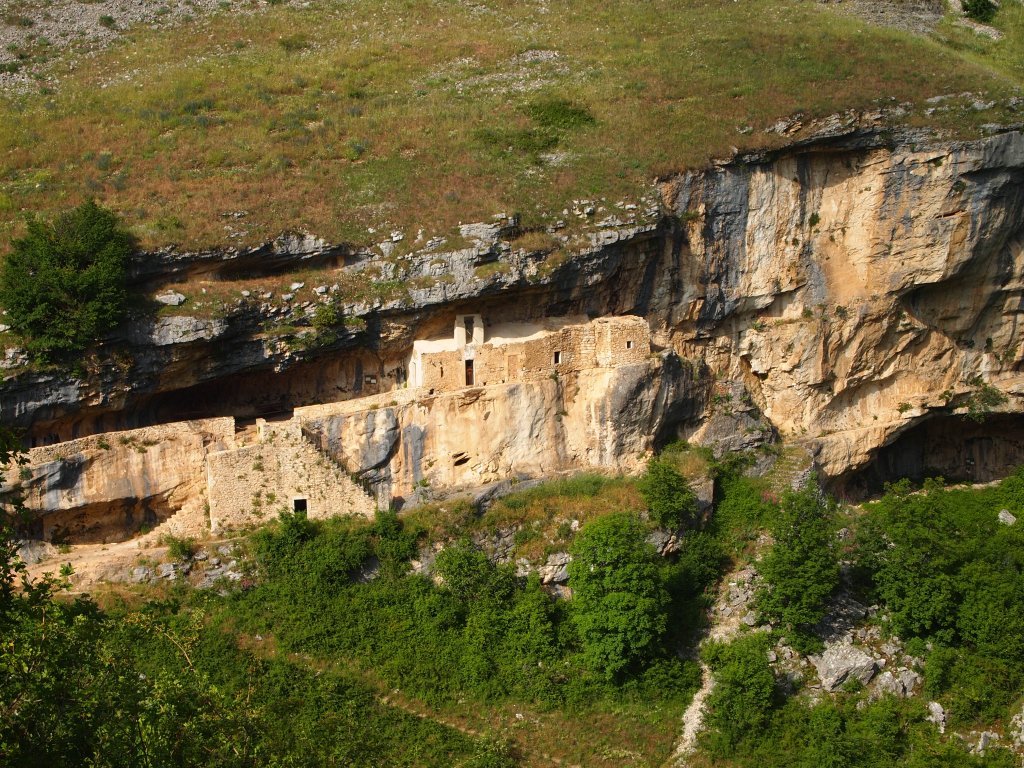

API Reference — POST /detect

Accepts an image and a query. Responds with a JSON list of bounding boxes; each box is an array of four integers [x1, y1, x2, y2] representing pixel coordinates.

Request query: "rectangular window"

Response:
[[553, 351, 562, 365], [293, 498, 308, 513], [626, 340, 634, 349]]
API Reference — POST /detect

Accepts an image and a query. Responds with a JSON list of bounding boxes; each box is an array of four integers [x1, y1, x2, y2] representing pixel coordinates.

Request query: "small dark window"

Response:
[[553, 351, 562, 365], [464, 317, 475, 343], [626, 340, 634, 350], [293, 498, 308, 513], [465, 359, 475, 386]]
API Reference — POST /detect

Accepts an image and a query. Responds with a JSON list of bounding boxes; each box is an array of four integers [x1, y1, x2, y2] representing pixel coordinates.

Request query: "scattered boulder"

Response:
[[872, 668, 921, 698], [16, 539, 57, 565], [1008, 705, 1024, 748], [997, 509, 1017, 526], [410, 542, 443, 576], [971, 731, 999, 754], [473, 525, 517, 563], [816, 593, 871, 642], [130, 566, 152, 584], [156, 562, 180, 580], [692, 475, 715, 513], [154, 291, 186, 306], [538, 552, 571, 584], [927, 701, 947, 733], [647, 528, 679, 556], [810, 643, 879, 691], [146, 316, 226, 346]]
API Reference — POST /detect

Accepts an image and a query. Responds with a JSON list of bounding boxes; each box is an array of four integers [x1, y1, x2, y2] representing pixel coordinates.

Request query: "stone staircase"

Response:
[[765, 444, 815, 497]]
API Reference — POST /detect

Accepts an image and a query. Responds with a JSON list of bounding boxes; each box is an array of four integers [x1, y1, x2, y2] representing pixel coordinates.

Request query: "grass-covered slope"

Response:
[[8, 439, 1024, 766], [1, 0, 1022, 251]]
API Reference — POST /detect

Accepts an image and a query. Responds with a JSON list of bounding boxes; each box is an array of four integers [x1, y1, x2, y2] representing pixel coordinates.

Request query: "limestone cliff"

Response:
[[666, 126, 1024, 491], [3, 119, 1024, 537]]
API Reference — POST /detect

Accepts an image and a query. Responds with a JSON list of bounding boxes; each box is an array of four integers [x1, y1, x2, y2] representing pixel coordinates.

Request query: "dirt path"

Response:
[[667, 563, 759, 767]]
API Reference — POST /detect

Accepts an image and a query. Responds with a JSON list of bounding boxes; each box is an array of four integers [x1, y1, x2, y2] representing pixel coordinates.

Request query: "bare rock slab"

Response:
[[810, 643, 879, 691]]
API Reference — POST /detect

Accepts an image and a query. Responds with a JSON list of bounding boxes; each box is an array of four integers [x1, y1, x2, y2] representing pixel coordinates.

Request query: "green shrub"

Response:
[[162, 535, 196, 562], [962, 0, 996, 22], [637, 457, 697, 529], [675, 531, 726, 597], [435, 540, 515, 604], [701, 634, 776, 756], [0, 200, 134, 358], [568, 512, 669, 679], [525, 97, 596, 132], [711, 474, 776, 552], [755, 483, 838, 648]]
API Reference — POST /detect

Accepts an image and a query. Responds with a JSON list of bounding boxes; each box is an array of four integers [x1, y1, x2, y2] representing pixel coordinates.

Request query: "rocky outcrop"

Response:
[[301, 354, 706, 505], [667, 127, 1024, 486], [3, 120, 1024, 515], [810, 643, 879, 691], [2, 419, 233, 543]]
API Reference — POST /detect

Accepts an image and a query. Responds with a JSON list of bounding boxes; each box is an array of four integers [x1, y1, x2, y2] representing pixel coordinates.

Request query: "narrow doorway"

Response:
[[465, 359, 475, 386], [293, 497, 308, 514]]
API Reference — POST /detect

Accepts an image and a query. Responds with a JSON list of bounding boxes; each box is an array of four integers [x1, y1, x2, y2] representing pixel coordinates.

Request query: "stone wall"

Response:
[[206, 417, 376, 532], [416, 314, 652, 393]]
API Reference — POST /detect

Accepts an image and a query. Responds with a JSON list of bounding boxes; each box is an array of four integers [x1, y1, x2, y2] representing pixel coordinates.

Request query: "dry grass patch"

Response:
[[483, 474, 645, 561], [0, 0, 1019, 253]]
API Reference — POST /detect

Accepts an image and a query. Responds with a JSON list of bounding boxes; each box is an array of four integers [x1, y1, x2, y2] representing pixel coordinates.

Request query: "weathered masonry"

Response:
[[2, 313, 657, 543], [408, 314, 651, 392]]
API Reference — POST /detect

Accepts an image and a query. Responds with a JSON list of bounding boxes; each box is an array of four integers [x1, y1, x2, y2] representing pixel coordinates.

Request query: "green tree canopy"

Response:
[[0, 200, 134, 358], [637, 457, 697, 529], [755, 482, 839, 646], [568, 512, 669, 679]]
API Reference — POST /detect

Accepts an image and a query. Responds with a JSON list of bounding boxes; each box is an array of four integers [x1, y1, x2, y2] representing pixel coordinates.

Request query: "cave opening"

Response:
[[834, 413, 1024, 501]]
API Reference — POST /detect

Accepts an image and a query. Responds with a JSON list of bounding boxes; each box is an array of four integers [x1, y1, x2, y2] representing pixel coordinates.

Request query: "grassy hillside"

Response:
[[0, 0, 1021, 251]]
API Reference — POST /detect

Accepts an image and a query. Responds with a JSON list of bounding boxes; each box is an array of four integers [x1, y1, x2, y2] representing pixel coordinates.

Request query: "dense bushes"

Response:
[[231, 507, 701, 711], [0, 201, 133, 358], [755, 484, 839, 649], [568, 512, 669, 679], [962, 0, 997, 22], [637, 456, 697, 529], [700, 664, 1017, 768], [701, 633, 777, 756], [0, 447, 482, 766], [854, 473, 1024, 724]]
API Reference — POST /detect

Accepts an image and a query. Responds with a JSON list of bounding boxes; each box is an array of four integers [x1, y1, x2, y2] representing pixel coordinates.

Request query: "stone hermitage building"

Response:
[[4, 314, 656, 543]]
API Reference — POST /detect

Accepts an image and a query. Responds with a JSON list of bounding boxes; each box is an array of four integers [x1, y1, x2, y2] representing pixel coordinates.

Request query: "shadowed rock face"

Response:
[[835, 413, 1024, 499], [36, 495, 175, 545], [2, 124, 1023, 498]]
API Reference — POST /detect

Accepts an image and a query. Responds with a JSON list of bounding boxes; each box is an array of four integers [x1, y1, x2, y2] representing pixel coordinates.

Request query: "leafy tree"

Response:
[[637, 457, 697, 529], [755, 482, 839, 647], [568, 512, 669, 679], [0, 200, 134, 357]]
